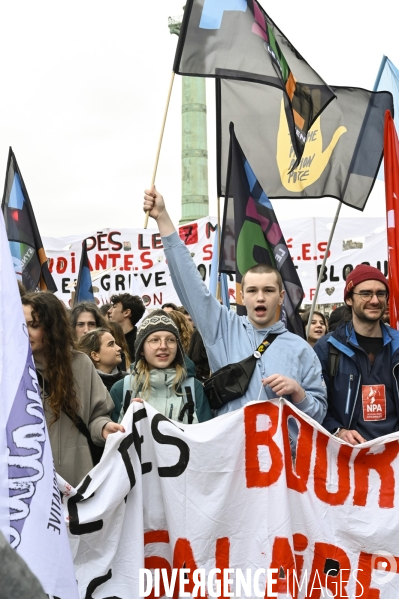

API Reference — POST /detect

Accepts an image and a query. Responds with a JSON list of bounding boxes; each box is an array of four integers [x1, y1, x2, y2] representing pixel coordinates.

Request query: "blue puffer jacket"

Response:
[[313, 322, 399, 434]]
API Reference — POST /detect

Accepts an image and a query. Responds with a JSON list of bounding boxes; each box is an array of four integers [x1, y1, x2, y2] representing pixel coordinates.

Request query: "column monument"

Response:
[[168, 13, 209, 224]]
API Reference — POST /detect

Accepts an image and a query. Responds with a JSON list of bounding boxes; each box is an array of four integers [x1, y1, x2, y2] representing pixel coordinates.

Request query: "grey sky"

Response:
[[0, 0, 397, 237]]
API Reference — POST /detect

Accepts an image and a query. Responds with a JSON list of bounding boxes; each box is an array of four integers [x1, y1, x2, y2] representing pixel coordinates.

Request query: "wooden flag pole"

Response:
[[306, 201, 342, 338], [144, 71, 176, 229]]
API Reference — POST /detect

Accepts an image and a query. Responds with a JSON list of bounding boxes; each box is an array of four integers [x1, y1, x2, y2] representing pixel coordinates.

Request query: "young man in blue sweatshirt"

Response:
[[143, 188, 327, 427]]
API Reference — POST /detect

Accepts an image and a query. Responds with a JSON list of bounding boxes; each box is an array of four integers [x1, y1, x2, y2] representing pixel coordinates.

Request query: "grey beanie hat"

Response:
[[134, 310, 185, 366]]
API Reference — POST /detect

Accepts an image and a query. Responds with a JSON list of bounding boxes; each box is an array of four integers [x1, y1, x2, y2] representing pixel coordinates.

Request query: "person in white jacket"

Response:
[[142, 188, 327, 429]]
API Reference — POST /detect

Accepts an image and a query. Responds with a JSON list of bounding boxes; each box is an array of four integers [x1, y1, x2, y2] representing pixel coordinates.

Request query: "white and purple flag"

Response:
[[0, 210, 78, 598]]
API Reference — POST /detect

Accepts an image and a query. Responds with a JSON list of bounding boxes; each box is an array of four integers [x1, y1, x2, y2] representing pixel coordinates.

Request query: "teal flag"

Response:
[[374, 55, 399, 180]]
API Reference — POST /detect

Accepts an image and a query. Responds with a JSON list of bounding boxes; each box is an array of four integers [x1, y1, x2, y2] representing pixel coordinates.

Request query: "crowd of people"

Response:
[[14, 186, 399, 520], [10, 186, 399, 597], [18, 280, 216, 485]]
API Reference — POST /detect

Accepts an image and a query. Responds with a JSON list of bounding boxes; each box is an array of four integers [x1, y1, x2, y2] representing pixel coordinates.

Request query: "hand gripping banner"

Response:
[[63, 399, 399, 598]]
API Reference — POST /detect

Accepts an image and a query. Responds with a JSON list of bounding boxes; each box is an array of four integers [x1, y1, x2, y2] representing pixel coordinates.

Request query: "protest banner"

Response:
[[44, 218, 220, 308], [63, 398, 399, 598], [43, 216, 387, 308], [0, 210, 78, 597], [283, 217, 387, 305]]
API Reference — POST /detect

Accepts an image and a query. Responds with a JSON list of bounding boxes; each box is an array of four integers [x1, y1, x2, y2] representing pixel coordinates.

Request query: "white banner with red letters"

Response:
[[61, 399, 399, 599], [44, 218, 219, 309], [43, 217, 387, 308], [288, 217, 387, 305]]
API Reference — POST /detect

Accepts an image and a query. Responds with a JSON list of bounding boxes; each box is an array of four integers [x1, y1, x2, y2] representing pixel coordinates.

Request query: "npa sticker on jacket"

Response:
[[362, 384, 386, 421]]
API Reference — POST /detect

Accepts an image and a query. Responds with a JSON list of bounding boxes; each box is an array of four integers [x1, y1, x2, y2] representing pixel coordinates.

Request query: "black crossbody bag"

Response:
[[203, 334, 278, 410]]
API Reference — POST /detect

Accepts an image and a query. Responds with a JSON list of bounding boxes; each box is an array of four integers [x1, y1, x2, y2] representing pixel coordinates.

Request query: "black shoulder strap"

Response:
[[123, 389, 132, 415], [256, 333, 279, 356], [328, 343, 340, 393], [62, 409, 103, 466], [264, 333, 278, 345], [178, 386, 195, 424]]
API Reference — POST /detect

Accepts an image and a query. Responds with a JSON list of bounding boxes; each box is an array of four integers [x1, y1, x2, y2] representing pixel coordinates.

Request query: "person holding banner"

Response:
[[143, 189, 327, 435], [112, 310, 212, 424], [314, 265, 399, 445], [21, 292, 124, 486]]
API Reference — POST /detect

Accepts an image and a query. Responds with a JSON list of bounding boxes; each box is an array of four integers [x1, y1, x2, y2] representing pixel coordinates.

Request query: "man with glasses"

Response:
[[314, 265, 399, 445]]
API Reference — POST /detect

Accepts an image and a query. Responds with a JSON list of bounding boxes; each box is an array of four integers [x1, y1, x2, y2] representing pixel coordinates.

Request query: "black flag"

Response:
[[1, 148, 56, 291], [220, 124, 304, 337], [217, 80, 393, 210]]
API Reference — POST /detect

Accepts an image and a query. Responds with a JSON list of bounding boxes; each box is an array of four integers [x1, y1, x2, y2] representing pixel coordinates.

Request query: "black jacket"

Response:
[[124, 327, 137, 363]]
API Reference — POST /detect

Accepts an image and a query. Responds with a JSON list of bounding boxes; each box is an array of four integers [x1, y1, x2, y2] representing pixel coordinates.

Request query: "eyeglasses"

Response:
[[352, 291, 388, 300], [146, 337, 177, 349]]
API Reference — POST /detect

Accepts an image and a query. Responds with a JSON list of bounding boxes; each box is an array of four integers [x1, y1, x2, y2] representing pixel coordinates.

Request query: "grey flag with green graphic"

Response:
[[174, 0, 335, 167]]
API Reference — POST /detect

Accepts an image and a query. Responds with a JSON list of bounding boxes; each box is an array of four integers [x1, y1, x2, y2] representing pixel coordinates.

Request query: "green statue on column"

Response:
[[169, 12, 210, 224]]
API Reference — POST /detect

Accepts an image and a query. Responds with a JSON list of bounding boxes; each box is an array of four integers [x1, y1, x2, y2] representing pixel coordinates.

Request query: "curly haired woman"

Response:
[[22, 292, 124, 486]]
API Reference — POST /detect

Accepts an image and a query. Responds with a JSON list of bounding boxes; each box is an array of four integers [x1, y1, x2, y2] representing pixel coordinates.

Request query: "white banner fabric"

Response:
[[43, 217, 387, 308], [44, 218, 219, 309], [63, 399, 399, 599], [0, 211, 78, 597], [285, 217, 387, 305]]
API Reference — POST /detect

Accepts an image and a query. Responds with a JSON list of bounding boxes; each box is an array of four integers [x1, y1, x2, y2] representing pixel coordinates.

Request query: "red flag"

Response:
[[384, 110, 399, 329]]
